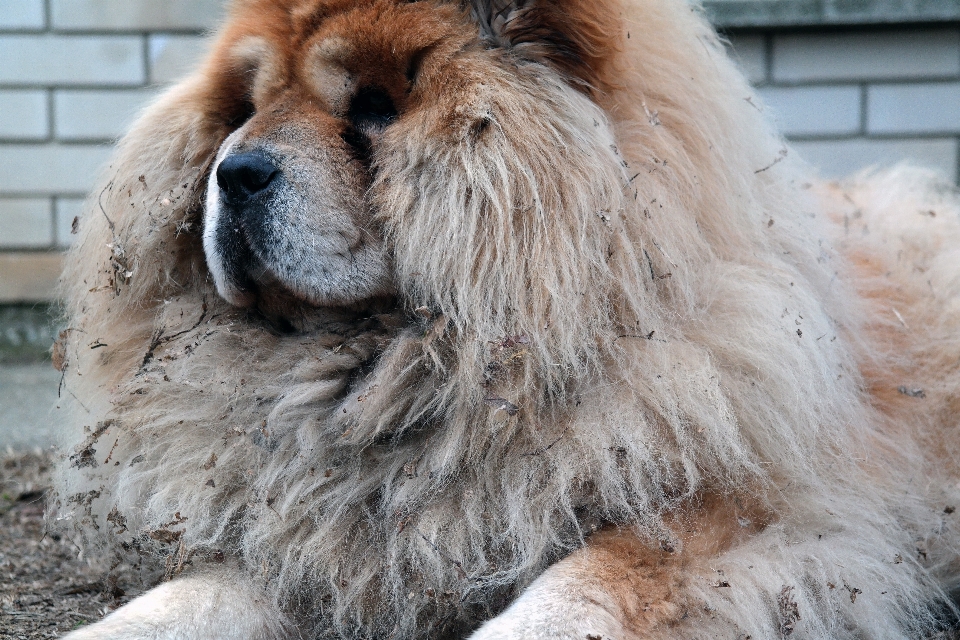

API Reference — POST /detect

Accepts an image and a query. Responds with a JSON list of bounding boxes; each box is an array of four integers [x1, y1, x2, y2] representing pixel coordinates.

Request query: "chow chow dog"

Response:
[[55, 0, 960, 638]]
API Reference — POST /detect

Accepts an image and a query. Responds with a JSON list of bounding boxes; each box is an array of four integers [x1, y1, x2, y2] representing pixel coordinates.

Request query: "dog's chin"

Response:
[[215, 279, 258, 309], [216, 268, 399, 334], [253, 292, 401, 335]]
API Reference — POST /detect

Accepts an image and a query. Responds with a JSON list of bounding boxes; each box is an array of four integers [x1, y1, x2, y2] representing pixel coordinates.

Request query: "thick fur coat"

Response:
[[55, 0, 960, 638]]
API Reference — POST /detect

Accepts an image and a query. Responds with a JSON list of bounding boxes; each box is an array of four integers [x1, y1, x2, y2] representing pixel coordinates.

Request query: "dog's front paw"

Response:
[[61, 569, 296, 640], [470, 563, 624, 640]]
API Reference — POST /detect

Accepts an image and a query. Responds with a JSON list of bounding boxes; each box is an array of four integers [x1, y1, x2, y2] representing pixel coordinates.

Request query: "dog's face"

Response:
[[203, 0, 617, 313], [203, 0, 447, 309]]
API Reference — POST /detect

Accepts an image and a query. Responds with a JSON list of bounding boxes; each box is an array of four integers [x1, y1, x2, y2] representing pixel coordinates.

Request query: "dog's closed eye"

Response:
[[349, 87, 398, 133]]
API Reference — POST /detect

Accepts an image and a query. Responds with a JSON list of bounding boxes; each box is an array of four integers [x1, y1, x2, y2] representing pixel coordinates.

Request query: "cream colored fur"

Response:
[[55, 0, 959, 638], [63, 567, 295, 640]]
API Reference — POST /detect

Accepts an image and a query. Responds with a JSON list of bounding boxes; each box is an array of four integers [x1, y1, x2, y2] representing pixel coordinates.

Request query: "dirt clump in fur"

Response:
[[0, 449, 141, 639]]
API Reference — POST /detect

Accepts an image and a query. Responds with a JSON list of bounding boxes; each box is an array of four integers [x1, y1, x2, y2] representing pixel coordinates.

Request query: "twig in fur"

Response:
[[644, 249, 656, 281], [521, 434, 564, 457], [617, 331, 656, 340], [754, 148, 788, 174], [97, 180, 117, 234], [138, 299, 208, 373], [615, 331, 666, 343], [61, 380, 90, 414]]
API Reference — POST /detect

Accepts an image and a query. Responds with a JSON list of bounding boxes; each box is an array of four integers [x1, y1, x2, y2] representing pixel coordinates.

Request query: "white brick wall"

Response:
[[0, 0, 45, 31], [771, 30, 960, 82], [791, 138, 958, 183], [0, 35, 146, 85], [0, 198, 53, 248], [51, 0, 223, 32], [728, 27, 960, 181], [0, 0, 217, 301], [0, 144, 113, 193], [0, 4, 957, 302], [149, 35, 211, 84], [54, 88, 159, 140], [867, 82, 960, 135], [760, 85, 861, 136], [0, 90, 48, 139]]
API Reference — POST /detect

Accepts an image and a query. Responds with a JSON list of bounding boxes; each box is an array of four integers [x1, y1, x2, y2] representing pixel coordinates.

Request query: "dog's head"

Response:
[[202, 0, 623, 318]]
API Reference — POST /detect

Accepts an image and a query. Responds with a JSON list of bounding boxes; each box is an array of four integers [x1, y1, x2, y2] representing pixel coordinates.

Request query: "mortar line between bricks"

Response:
[[0, 139, 113, 146], [763, 32, 773, 85], [45, 87, 55, 143], [0, 32, 162, 40], [0, 196, 59, 202], [786, 132, 960, 142], [0, 28, 49, 35], [762, 76, 960, 88], [0, 136, 118, 147], [141, 33, 150, 88], [42, 0, 50, 30], [0, 28, 207, 36], [0, 84, 163, 91], [43, 137, 123, 145], [49, 87, 159, 93], [47, 196, 57, 251], [37, 28, 206, 36], [0, 192, 91, 199], [51, 195, 59, 248], [860, 83, 868, 136], [954, 139, 960, 185]]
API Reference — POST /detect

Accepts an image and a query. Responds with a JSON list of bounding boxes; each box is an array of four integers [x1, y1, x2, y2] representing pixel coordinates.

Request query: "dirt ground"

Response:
[[0, 450, 140, 640]]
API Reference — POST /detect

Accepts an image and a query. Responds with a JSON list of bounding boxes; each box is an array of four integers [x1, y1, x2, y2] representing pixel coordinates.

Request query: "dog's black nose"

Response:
[[216, 152, 279, 206]]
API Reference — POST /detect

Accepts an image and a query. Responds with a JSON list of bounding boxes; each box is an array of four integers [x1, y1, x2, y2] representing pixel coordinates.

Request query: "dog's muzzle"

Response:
[[216, 151, 279, 208], [203, 148, 283, 308]]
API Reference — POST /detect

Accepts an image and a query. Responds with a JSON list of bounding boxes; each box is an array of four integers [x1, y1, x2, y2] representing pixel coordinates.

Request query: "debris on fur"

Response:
[[897, 385, 927, 399], [777, 585, 800, 636], [483, 396, 520, 416], [68, 420, 113, 469], [844, 583, 863, 604], [0, 449, 143, 639]]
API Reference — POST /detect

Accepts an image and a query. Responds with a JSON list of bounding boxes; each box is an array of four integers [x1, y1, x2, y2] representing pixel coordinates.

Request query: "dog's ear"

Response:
[[468, 0, 525, 40], [466, 0, 620, 90]]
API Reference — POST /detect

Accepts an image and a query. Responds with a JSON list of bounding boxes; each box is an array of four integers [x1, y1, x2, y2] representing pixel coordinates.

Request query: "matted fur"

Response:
[[54, 0, 960, 637]]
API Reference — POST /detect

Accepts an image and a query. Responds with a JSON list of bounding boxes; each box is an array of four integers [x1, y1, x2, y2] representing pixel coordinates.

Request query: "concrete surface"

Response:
[[0, 363, 62, 450], [0, 304, 61, 449]]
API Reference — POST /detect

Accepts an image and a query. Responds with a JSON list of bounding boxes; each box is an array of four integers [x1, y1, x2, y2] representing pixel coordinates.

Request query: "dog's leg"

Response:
[[472, 499, 934, 639], [469, 527, 696, 640], [62, 566, 299, 640], [468, 535, 639, 640]]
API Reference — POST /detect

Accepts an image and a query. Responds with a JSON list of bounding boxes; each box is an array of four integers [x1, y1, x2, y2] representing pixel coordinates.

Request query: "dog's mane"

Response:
[[53, 0, 935, 636]]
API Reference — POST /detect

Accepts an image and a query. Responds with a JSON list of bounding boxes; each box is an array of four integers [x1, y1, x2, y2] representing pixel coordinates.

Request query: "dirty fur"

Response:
[[54, 0, 959, 638]]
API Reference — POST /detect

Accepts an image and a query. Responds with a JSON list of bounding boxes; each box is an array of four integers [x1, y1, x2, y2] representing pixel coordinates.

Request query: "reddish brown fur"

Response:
[[527, 494, 773, 636], [822, 183, 960, 476], [499, 0, 622, 92], [195, 0, 622, 139]]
